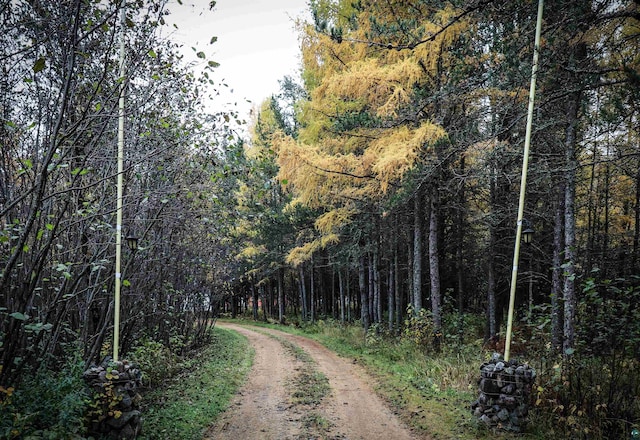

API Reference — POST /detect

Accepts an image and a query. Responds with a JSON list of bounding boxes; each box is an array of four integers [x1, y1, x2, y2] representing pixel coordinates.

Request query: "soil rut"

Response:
[[205, 323, 420, 440]]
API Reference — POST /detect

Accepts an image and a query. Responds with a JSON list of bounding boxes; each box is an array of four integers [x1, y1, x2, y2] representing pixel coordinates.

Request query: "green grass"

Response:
[[138, 327, 253, 440], [276, 336, 331, 406], [220, 317, 548, 440], [301, 411, 332, 432]]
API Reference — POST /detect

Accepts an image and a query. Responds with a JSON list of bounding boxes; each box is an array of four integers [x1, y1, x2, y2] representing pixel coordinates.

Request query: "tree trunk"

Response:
[[429, 192, 442, 351], [487, 163, 498, 341], [563, 86, 581, 356], [413, 193, 423, 313], [346, 267, 352, 322], [260, 284, 268, 322], [388, 260, 395, 332], [456, 155, 466, 343], [278, 268, 285, 324], [585, 143, 597, 273], [551, 184, 565, 353], [251, 282, 258, 321], [331, 266, 336, 319], [406, 225, 414, 314], [374, 248, 381, 325], [634, 157, 640, 271], [603, 149, 610, 277], [310, 260, 316, 323], [394, 234, 402, 331], [368, 252, 375, 322], [339, 268, 346, 324], [298, 264, 307, 321], [231, 294, 237, 319], [359, 255, 369, 331]]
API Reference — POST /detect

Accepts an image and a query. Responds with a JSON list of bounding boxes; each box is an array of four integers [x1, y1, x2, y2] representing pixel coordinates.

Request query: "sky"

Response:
[[165, 0, 309, 120]]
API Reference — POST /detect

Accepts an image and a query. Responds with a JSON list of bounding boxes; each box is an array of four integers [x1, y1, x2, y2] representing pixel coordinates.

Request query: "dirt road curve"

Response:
[[205, 323, 420, 440]]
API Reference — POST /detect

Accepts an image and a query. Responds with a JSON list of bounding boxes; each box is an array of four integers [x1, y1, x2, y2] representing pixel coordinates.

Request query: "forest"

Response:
[[1, 0, 639, 438]]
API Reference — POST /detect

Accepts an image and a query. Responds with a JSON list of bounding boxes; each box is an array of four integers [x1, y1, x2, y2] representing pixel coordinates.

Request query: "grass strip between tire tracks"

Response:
[[249, 327, 333, 437], [262, 331, 330, 406]]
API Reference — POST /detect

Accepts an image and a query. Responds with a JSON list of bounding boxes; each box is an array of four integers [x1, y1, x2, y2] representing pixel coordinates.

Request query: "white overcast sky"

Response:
[[164, 0, 309, 119]]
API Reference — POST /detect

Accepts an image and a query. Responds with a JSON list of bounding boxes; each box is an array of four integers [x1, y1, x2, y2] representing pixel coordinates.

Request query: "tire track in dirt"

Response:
[[205, 323, 420, 440]]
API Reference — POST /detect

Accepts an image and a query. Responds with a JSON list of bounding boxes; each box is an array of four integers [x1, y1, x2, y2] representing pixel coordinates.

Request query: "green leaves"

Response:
[[71, 167, 90, 176], [24, 322, 53, 333], [55, 263, 72, 279], [9, 311, 53, 333], [0, 0, 242, 401], [10, 312, 28, 321], [32, 57, 46, 73]]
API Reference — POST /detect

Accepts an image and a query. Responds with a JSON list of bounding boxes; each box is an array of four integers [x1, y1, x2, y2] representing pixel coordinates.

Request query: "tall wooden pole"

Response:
[[114, 4, 126, 362], [504, 0, 544, 361]]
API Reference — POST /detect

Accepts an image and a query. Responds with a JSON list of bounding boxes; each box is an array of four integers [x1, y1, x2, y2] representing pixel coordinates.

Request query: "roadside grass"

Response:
[[221, 317, 547, 440], [137, 327, 252, 440]]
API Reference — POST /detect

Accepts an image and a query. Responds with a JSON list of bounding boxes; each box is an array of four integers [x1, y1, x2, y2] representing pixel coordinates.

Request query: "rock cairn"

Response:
[[471, 353, 535, 432], [83, 358, 143, 439]]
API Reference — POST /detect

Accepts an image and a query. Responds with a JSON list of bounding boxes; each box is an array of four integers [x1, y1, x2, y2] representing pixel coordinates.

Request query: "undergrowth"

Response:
[[137, 327, 252, 440], [0, 351, 89, 439]]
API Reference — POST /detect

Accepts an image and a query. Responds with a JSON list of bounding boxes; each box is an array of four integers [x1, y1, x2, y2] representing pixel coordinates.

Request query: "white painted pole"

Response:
[[504, 0, 544, 361], [114, 4, 126, 362]]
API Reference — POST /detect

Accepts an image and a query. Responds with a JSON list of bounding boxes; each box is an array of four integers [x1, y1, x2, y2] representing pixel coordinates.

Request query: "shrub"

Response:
[[578, 276, 640, 357], [442, 312, 486, 347], [532, 276, 640, 439], [0, 353, 89, 439], [534, 354, 640, 439], [129, 338, 179, 387], [403, 306, 435, 349]]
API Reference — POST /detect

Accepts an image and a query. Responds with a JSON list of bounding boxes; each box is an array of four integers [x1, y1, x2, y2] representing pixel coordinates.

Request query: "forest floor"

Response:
[[204, 322, 422, 440]]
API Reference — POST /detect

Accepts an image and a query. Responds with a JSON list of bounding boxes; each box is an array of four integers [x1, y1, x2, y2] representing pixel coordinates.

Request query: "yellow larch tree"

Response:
[[273, 0, 473, 264]]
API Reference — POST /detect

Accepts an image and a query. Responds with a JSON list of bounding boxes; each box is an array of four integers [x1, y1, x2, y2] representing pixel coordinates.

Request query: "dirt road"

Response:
[[205, 322, 420, 440]]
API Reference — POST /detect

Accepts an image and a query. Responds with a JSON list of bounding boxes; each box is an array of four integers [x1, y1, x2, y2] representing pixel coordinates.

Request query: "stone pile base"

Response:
[[471, 353, 535, 432], [83, 358, 143, 439]]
